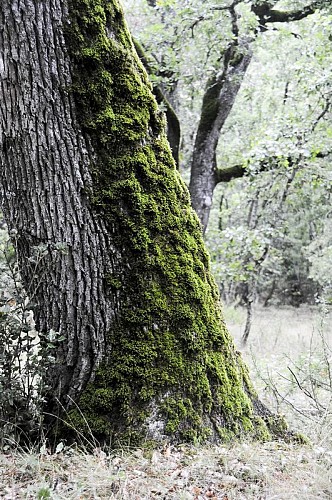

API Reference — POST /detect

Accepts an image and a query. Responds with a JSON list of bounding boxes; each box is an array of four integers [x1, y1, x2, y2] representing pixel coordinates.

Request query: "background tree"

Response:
[[123, 0, 331, 232], [0, 0, 279, 444], [122, 0, 332, 344], [204, 9, 332, 341]]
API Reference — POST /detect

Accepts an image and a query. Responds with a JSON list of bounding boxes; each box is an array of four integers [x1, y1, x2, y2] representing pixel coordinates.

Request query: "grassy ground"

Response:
[[227, 305, 332, 446], [1, 306, 332, 499]]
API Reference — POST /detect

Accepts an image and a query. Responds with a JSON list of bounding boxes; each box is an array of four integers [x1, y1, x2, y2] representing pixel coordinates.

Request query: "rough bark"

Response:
[[0, 0, 280, 445], [0, 0, 114, 403], [189, 42, 252, 233]]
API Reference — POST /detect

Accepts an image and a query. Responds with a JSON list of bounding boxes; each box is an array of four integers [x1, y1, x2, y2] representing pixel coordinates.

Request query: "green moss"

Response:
[[61, 0, 275, 446], [292, 433, 310, 445], [216, 427, 235, 443], [250, 417, 272, 441], [265, 414, 288, 434], [196, 74, 221, 140]]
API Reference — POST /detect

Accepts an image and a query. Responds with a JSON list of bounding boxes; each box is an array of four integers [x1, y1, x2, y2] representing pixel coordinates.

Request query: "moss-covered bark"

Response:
[[133, 38, 181, 168], [59, 0, 275, 445]]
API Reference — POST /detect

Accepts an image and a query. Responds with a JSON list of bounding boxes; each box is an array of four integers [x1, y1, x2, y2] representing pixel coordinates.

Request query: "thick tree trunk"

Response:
[[0, 0, 277, 445], [189, 43, 252, 233], [0, 0, 114, 403]]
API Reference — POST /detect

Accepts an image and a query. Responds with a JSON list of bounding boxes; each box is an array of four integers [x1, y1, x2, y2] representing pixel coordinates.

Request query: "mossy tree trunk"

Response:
[[0, 0, 273, 445]]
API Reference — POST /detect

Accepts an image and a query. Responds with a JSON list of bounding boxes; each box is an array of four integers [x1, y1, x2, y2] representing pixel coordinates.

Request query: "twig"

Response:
[[287, 366, 326, 411], [311, 100, 331, 132], [210, 0, 245, 12]]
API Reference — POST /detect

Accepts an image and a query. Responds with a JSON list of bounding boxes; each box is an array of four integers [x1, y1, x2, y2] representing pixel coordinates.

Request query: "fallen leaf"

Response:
[[192, 486, 202, 495]]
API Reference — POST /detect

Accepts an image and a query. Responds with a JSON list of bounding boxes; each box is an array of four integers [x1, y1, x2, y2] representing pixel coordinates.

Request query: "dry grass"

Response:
[[1, 306, 332, 499], [227, 305, 332, 446], [1, 440, 331, 499]]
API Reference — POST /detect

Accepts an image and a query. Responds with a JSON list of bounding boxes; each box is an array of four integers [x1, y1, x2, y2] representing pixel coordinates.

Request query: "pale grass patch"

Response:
[[0, 441, 331, 499], [228, 305, 332, 444]]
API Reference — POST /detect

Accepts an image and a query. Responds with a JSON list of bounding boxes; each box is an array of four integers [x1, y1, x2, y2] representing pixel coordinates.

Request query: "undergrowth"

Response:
[[0, 231, 64, 448]]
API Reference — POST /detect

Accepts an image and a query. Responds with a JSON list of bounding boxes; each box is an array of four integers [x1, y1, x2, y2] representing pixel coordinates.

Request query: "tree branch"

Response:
[[216, 150, 330, 185], [253, 0, 329, 25], [229, 4, 240, 40], [216, 163, 246, 183], [312, 100, 331, 132], [210, 0, 245, 12], [190, 1, 242, 35]]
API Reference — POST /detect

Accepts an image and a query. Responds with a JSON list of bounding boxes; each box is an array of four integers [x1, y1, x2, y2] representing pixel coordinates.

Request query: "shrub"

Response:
[[0, 229, 63, 448]]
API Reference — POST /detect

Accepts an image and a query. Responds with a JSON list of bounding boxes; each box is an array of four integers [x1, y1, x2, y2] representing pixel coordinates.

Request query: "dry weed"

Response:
[[0, 440, 331, 499]]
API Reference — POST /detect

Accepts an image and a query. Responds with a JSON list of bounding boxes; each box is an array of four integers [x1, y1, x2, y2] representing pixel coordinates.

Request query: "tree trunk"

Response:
[[0, 0, 113, 403], [189, 43, 252, 233], [188, 1, 326, 234], [0, 0, 277, 445]]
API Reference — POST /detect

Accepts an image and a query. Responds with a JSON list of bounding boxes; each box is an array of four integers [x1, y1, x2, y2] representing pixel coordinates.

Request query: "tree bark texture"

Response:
[[0, 0, 277, 445], [0, 0, 115, 404], [189, 43, 252, 234]]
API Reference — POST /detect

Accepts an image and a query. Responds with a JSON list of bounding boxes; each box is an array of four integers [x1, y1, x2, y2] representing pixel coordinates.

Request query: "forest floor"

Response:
[[1, 305, 331, 499]]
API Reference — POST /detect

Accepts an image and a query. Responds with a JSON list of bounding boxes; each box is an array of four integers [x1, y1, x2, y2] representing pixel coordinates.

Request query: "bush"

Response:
[[0, 229, 62, 448]]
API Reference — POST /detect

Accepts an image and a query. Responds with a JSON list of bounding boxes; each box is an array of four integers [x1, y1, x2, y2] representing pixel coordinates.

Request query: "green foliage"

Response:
[[0, 231, 64, 447], [306, 219, 332, 303], [207, 161, 330, 306], [204, 9, 332, 306]]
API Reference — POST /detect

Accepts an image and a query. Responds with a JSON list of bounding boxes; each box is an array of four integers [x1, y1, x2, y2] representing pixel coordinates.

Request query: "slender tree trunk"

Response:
[[0, 0, 278, 445], [241, 300, 253, 347], [189, 43, 252, 233]]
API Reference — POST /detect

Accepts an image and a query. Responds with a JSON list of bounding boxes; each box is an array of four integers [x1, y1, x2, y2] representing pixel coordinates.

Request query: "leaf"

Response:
[[55, 442, 64, 454], [39, 444, 49, 456]]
